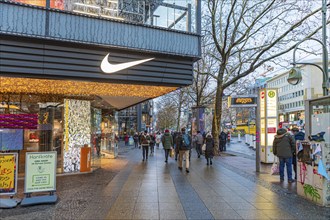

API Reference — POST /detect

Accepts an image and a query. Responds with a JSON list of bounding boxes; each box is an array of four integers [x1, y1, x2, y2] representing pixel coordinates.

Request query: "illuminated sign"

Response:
[[24, 152, 57, 193], [0, 153, 18, 195], [101, 53, 154, 74], [229, 96, 257, 107]]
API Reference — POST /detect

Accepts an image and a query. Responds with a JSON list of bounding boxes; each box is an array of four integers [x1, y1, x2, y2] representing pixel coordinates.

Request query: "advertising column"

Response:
[[259, 89, 278, 163]]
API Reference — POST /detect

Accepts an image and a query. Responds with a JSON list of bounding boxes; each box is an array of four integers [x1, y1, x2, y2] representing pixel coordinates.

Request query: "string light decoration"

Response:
[[0, 77, 177, 98]]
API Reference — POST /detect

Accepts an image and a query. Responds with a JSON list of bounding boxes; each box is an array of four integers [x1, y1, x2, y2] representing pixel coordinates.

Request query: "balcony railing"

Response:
[[4, 0, 198, 33], [0, 0, 201, 57]]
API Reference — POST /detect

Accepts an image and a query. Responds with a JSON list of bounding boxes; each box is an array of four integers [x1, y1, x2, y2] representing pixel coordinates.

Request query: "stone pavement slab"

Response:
[[1, 142, 329, 220]]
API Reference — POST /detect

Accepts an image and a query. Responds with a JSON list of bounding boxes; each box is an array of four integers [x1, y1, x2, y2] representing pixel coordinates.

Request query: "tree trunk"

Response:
[[176, 108, 181, 131], [212, 82, 224, 155]]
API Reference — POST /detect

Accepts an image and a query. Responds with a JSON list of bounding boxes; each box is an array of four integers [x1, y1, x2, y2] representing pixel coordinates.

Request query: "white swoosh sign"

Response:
[[100, 53, 154, 74]]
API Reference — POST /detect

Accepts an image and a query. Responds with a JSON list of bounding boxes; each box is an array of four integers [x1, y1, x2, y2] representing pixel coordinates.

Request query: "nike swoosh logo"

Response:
[[100, 53, 154, 74]]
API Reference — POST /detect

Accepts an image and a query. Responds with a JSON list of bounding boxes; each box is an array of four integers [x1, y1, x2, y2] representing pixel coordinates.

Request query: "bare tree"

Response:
[[156, 98, 177, 131], [205, 0, 329, 148]]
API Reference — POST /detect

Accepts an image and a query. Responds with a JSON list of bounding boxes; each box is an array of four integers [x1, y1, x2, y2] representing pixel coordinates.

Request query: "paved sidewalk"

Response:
[[1, 142, 329, 220]]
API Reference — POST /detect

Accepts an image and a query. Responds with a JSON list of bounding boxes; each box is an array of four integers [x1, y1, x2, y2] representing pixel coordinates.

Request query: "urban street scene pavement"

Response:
[[1, 140, 329, 220], [1, 1, 330, 220]]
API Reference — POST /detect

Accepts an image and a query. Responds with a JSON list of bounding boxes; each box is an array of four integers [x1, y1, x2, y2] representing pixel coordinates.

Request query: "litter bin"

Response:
[[80, 145, 91, 172]]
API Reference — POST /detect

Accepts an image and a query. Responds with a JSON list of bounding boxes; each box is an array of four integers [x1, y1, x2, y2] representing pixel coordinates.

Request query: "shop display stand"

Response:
[[0, 196, 21, 208], [21, 191, 57, 206]]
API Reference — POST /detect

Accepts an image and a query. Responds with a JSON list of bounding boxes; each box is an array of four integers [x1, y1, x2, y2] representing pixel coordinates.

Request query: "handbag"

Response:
[[270, 157, 280, 175], [170, 148, 175, 158], [202, 144, 206, 151]]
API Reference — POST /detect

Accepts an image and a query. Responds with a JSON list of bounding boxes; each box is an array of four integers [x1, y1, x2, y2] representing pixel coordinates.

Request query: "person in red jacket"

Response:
[[124, 133, 129, 146]]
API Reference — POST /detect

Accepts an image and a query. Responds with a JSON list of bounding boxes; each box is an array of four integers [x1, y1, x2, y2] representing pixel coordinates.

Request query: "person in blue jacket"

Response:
[[291, 127, 305, 180]]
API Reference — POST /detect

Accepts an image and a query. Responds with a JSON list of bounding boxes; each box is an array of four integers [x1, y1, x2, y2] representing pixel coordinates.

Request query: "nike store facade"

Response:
[[0, 1, 201, 174]]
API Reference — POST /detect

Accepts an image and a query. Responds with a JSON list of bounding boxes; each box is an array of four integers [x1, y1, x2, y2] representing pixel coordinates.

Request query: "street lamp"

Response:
[[288, 0, 329, 96], [287, 67, 302, 85]]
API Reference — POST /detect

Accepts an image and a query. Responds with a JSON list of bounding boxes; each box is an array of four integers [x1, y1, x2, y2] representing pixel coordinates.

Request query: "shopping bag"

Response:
[[202, 144, 206, 151], [271, 157, 280, 175], [170, 148, 175, 158]]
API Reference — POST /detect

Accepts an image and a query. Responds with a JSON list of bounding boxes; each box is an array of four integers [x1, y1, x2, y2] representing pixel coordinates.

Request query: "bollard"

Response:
[[238, 133, 241, 142]]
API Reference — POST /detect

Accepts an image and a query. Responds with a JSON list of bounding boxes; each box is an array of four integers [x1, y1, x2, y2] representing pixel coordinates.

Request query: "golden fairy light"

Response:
[[0, 77, 177, 98]]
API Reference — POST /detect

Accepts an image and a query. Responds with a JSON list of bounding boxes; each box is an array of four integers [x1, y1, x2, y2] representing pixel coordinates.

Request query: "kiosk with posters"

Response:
[[296, 96, 330, 206], [21, 152, 58, 206], [0, 153, 20, 208]]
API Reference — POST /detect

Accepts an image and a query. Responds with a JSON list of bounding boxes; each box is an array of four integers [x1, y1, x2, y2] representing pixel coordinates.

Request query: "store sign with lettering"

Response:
[[229, 96, 257, 107], [25, 152, 57, 193], [0, 153, 18, 195]]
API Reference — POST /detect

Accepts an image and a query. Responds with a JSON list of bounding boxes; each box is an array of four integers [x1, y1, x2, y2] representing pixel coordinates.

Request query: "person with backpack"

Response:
[[219, 130, 227, 152], [140, 130, 150, 161], [162, 129, 173, 163], [176, 127, 192, 173], [272, 128, 295, 183]]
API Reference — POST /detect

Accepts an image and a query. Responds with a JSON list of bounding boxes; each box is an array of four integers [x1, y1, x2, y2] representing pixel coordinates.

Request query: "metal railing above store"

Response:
[[5, 0, 198, 33]]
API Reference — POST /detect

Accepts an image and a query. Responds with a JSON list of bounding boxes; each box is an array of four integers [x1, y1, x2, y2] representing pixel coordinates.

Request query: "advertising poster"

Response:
[[0, 129, 23, 151], [0, 153, 18, 195], [260, 90, 266, 118], [25, 152, 57, 193], [266, 89, 277, 117]]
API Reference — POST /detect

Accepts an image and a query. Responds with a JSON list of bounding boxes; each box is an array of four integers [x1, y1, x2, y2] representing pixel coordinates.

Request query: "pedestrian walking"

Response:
[[204, 133, 214, 165], [140, 131, 150, 161], [124, 133, 129, 146], [291, 127, 305, 180], [195, 130, 204, 158], [219, 130, 227, 152], [176, 127, 191, 173], [149, 133, 155, 156], [133, 132, 139, 148], [162, 129, 173, 163], [172, 131, 179, 161], [156, 132, 162, 148], [273, 128, 295, 183]]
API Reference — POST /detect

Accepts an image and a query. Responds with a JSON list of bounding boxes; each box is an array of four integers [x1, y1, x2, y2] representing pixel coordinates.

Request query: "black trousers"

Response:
[[219, 141, 226, 151], [142, 145, 149, 160], [164, 149, 170, 161]]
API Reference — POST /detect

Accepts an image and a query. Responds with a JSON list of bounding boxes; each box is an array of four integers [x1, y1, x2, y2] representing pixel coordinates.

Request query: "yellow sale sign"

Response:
[[0, 153, 18, 195]]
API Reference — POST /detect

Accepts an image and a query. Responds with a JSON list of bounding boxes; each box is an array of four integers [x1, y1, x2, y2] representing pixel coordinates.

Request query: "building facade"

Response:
[[266, 60, 325, 129], [0, 0, 201, 174]]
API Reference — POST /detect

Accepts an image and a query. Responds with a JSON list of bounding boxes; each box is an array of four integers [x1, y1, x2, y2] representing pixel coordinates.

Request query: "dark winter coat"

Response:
[[294, 131, 305, 141], [162, 132, 173, 149], [133, 134, 139, 143], [140, 134, 150, 146], [273, 130, 295, 158], [219, 131, 227, 142], [204, 136, 214, 159]]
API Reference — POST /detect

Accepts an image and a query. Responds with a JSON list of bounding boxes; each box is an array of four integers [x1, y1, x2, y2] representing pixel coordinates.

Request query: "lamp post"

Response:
[[288, 0, 329, 96]]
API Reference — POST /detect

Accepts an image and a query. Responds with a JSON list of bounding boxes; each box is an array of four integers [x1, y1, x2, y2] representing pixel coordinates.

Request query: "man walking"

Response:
[[140, 131, 150, 161], [219, 130, 227, 152], [195, 130, 204, 158], [273, 128, 295, 183], [162, 129, 173, 163], [133, 132, 139, 148], [176, 128, 191, 173]]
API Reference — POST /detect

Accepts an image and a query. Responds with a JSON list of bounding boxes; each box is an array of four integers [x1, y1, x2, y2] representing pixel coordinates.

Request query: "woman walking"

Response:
[[204, 133, 214, 165]]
